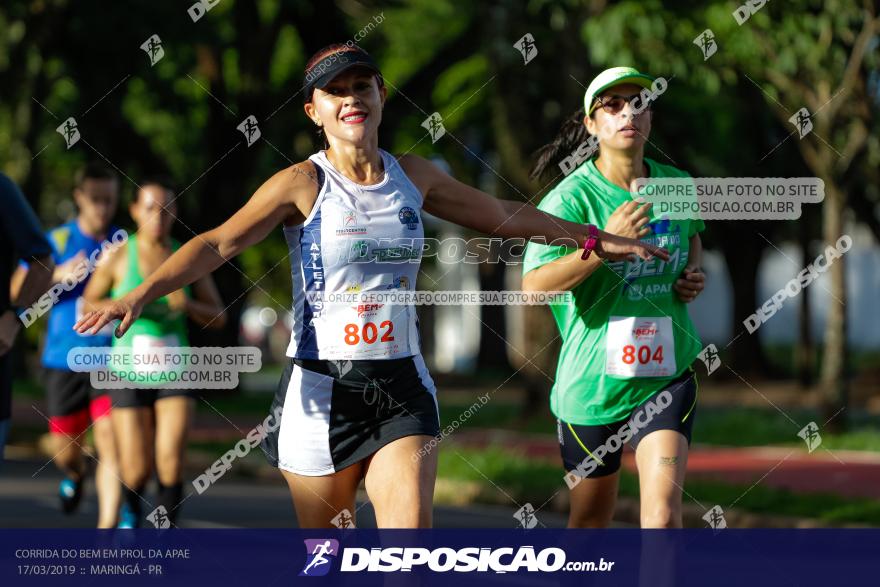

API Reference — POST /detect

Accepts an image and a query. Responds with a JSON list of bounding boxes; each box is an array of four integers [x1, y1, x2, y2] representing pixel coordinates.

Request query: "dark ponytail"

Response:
[[529, 106, 590, 181]]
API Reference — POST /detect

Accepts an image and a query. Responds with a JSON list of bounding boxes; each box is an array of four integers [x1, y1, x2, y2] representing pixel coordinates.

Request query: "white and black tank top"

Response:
[[284, 149, 424, 360]]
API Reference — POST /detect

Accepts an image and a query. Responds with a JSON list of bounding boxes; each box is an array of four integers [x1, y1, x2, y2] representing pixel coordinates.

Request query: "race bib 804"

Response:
[[605, 316, 676, 377]]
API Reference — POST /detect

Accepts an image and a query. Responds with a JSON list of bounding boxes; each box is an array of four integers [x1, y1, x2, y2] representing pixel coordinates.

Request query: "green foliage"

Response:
[[376, 0, 473, 86], [432, 55, 490, 126], [269, 25, 304, 90]]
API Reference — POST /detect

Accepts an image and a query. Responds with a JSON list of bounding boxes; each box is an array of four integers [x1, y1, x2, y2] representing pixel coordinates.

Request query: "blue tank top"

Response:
[[42, 221, 117, 369]]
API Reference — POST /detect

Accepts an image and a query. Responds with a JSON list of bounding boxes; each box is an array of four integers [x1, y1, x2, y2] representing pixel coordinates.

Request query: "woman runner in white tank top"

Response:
[[75, 43, 667, 529]]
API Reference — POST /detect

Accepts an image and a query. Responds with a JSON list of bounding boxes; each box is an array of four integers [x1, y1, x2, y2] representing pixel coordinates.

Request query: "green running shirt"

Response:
[[522, 157, 704, 425], [110, 234, 189, 386]]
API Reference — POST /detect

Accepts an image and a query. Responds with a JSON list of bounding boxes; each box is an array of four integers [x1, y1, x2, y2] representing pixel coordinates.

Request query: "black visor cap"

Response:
[[303, 48, 381, 103]]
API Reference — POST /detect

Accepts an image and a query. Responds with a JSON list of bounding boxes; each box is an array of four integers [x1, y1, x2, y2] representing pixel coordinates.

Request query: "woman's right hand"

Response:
[[604, 200, 653, 240], [74, 294, 143, 338]]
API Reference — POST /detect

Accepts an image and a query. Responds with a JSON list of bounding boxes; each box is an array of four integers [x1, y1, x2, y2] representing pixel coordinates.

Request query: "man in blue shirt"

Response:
[[17, 164, 122, 527], [0, 173, 54, 468]]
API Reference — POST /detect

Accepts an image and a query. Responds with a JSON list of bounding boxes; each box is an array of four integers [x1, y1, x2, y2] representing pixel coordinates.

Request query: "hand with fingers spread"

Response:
[[603, 199, 654, 240], [674, 265, 705, 303], [593, 229, 669, 263], [74, 294, 142, 339]]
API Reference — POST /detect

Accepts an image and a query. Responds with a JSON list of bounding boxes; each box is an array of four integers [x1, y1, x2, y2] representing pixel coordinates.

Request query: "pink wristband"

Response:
[[581, 224, 599, 260]]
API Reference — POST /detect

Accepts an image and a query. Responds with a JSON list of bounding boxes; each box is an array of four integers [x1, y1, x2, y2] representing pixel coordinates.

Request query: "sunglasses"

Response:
[[593, 94, 653, 115]]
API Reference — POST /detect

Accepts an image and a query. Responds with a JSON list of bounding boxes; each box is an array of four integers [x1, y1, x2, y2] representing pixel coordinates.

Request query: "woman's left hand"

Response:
[[674, 266, 705, 303], [593, 229, 669, 262]]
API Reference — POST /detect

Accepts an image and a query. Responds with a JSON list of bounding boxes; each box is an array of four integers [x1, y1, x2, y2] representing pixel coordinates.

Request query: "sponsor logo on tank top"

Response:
[[335, 208, 368, 236], [398, 206, 420, 230], [353, 303, 383, 318], [387, 275, 410, 289], [348, 240, 420, 263]]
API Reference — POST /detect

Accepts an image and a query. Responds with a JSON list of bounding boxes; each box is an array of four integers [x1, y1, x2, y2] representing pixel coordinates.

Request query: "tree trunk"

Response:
[[716, 222, 773, 377], [476, 261, 511, 370], [796, 214, 814, 387], [818, 182, 848, 432]]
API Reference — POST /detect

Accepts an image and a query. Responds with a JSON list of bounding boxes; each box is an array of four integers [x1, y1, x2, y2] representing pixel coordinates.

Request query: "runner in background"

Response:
[[13, 164, 123, 527], [523, 67, 706, 528], [0, 172, 54, 468], [83, 178, 226, 528]]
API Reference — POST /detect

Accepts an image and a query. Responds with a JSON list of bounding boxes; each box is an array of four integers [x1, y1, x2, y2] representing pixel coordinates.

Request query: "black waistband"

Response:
[[292, 355, 418, 382]]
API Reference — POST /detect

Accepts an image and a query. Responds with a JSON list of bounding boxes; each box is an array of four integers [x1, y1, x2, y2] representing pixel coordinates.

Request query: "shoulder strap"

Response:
[[314, 163, 325, 191]]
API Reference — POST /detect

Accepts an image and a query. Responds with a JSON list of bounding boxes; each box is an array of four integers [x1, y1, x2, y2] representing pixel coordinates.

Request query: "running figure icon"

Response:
[[300, 539, 339, 576]]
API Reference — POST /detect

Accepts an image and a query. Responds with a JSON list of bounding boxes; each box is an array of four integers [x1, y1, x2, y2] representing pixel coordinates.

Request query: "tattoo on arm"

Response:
[[659, 456, 678, 466], [291, 164, 318, 186]]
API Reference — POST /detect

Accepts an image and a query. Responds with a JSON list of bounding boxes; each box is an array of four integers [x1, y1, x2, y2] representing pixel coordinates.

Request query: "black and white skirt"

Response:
[[260, 354, 440, 476]]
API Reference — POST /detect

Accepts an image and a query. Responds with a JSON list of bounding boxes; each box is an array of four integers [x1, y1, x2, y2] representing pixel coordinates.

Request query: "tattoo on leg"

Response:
[[659, 456, 678, 466]]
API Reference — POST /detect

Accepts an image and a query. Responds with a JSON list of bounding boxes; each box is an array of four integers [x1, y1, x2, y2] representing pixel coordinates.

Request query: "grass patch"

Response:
[[438, 402, 552, 435], [441, 445, 880, 525], [763, 344, 880, 379], [437, 446, 562, 505], [693, 407, 880, 451], [692, 406, 809, 446], [438, 398, 880, 452], [619, 471, 880, 525], [814, 430, 880, 452]]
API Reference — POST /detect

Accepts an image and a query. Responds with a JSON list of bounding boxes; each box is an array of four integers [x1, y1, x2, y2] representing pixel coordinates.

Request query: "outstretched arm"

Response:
[[398, 154, 667, 263], [75, 163, 318, 337], [523, 199, 656, 292]]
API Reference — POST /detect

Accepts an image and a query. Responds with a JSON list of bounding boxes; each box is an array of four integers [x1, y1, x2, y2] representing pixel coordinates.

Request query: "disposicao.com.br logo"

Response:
[[300, 539, 339, 577], [299, 541, 614, 575]]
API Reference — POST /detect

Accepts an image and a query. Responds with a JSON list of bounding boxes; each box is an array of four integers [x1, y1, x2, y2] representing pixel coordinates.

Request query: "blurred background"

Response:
[[2, 0, 879, 527]]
